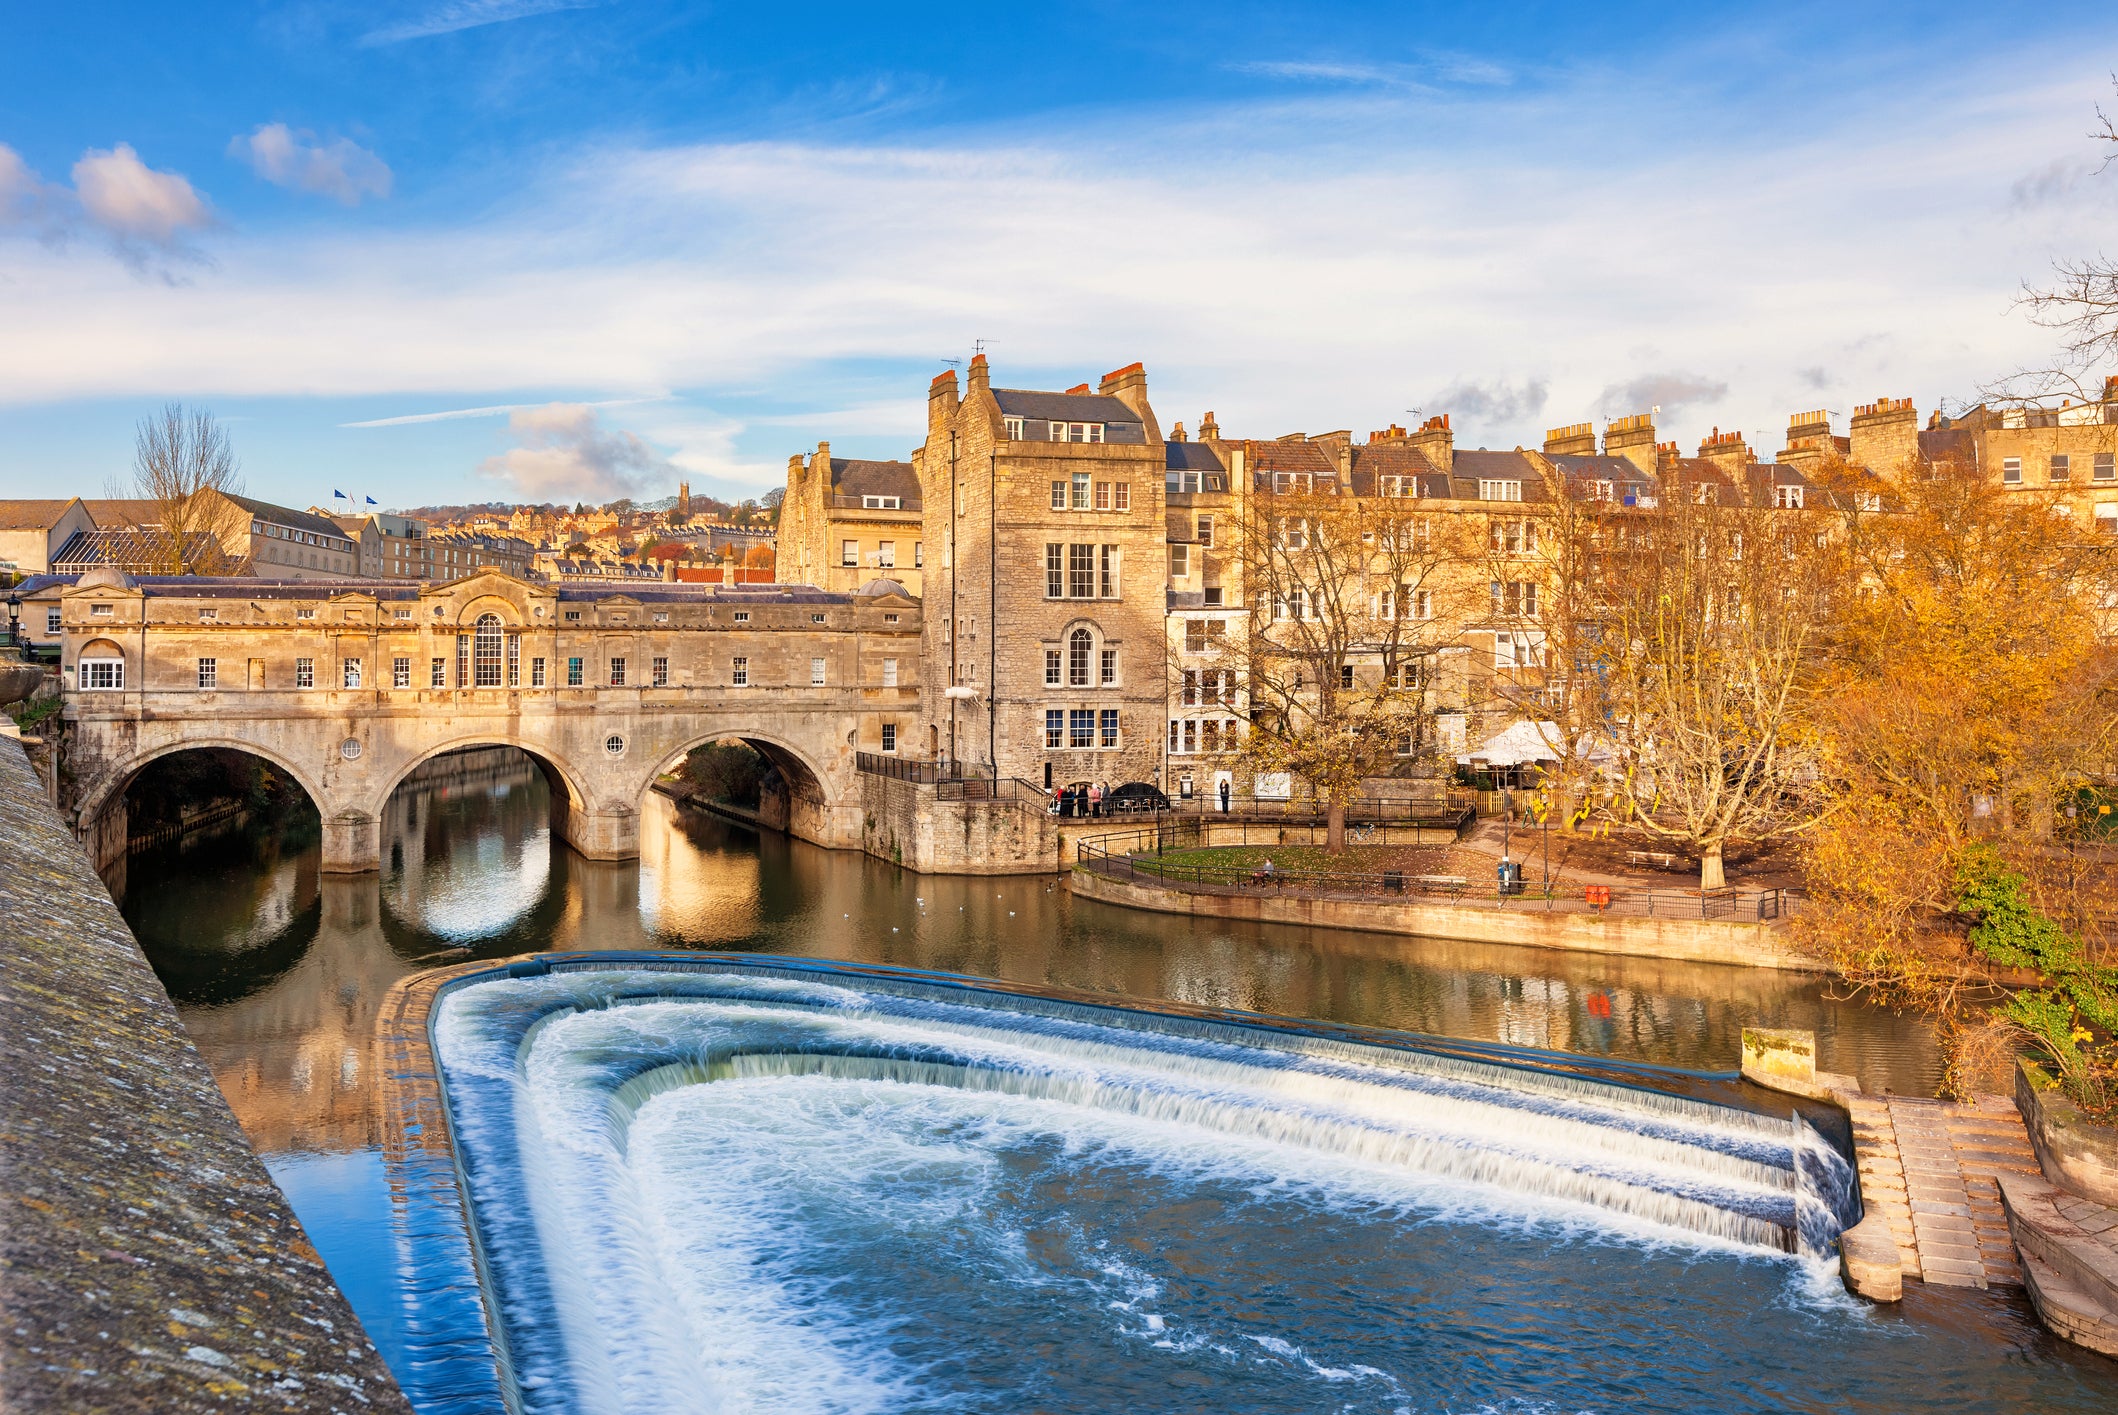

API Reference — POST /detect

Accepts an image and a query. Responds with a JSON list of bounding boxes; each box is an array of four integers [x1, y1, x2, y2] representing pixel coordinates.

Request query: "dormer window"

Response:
[[1774, 484, 1805, 509], [1004, 417, 1024, 440], [862, 495, 901, 509], [1055, 422, 1104, 444], [1479, 480, 1523, 503], [1379, 475, 1418, 498], [1167, 470, 1201, 494], [1272, 471, 1313, 494]]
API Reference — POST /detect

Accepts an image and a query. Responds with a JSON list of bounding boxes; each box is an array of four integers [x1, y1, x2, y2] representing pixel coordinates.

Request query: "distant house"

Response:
[[0, 498, 96, 575]]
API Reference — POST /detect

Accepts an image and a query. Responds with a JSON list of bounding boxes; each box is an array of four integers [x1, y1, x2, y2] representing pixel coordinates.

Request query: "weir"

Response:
[[416, 958, 1861, 1414]]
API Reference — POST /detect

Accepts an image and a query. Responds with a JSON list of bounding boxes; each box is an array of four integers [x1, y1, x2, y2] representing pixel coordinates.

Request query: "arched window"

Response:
[[473, 614, 504, 688], [1068, 627, 1092, 686]]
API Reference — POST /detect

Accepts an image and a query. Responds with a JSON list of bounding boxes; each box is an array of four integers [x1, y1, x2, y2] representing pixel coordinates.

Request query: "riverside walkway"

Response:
[[1844, 1091, 2039, 1290]]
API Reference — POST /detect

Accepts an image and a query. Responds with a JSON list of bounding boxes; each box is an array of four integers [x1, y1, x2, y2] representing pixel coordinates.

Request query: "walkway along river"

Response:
[[118, 748, 2118, 1411]]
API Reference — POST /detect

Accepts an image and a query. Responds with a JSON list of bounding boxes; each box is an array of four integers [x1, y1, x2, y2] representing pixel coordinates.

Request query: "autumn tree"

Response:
[[1233, 476, 1471, 849], [121, 404, 245, 575], [1596, 472, 1838, 890]]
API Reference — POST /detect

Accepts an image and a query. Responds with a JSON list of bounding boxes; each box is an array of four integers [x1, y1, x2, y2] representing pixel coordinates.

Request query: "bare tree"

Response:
[[1232, 478, 1472, 849], [122, 404, 244, 575], [1599, 486, 1835, 890]]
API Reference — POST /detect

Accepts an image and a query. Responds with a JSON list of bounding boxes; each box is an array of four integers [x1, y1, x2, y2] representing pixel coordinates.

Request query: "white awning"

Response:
[[1456, 719, 1563, 768]]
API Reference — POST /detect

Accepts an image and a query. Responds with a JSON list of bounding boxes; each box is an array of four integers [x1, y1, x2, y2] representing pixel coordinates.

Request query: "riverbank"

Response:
[[1070, 858, 1820, 971]]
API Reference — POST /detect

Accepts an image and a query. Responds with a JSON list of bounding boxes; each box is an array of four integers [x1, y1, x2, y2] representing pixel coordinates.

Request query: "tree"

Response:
[[1232, 478, 1471, 850], [1993, 80, 2118, 410], [121, 404, 244, 575], [1597, 471, 1837, 889], [1798, 455, 2118, 1099]]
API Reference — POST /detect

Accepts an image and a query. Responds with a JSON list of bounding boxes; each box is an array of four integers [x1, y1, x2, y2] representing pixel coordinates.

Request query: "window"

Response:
[[1185, 618, 1226, 653], [1057, 422, 1104, 444], [395, 608, 412, 619], [812, 612, 826, 623], [1203, 586, 1223, 606], [2003, 458, 2022, 485], [1272, 471, 1313, 494], [733, 611, 750, 623], [1051, 480, 1068, 511], [1099, 544, 1120, 597], [883, 657, 899, 687], [1068, 628, 1092, 686], [862, 494, 901, 509], [2097, 453, 2116, 482], [1478, 480, 1523, 502], [877, 541, 895, 568], [1095, 480, 1112, 511], [198, 607, 217, 622], [46, 609, 60, 634], [1169, 544, 1190, 579], [1047, 544, 1064, 598], [1070, 708, 1095, 748], [1495, 632, 1543, 670], [197, 657, 217, 689], [508, 635, 520, 687], [1045, 648, 1062, 686], [1196, 514, 1213, 547], [1490, 519, 1532, 554], [1072, 472, 1092, 509], [654, 611, 669, 624], [842, 539, 859, 566], [1006, 416, 1025, 440], [1114, 483, 1131, 511], [1168, 469, 1201, 494], [1774, 484, 1805, 509], [80, 656, 124, 689], [810, 656, 826, 686], [393, 656, 411, 689], [654, 656, 670, 687], [1069, 544, 1096, 599], [609, 657, 627, 687], [295, 657, 314, 689], [1492, 581, 1539, 618], [1045, 709, 1065, 748], [2097, 504, 2118, 533], [473, 614, 504, 687], [1100, 647, 1118, 685], [430, 657, 446, 688], [1412, 588, 1432, 620], [531, 657, 547, 687], [1100, 709, 1119, 747], [567, 656, 584, 686], [90, 603, 112, 618], [1339, 664, 1355, 689], [2051, 454, 2071, 483], [880, 722, 897, 753], [731, 656, 749, 686], [343, 658, 363, 689], [565, 610, 581, 622]]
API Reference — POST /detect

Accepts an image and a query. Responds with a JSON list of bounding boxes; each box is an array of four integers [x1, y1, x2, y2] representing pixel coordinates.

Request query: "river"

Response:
[[118, 749, 2117, 1411]]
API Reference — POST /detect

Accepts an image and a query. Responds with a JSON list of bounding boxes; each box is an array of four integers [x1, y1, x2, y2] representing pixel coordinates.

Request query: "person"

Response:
[[1218, 778, 1231, 813], [1089, 781, 1104, 818]]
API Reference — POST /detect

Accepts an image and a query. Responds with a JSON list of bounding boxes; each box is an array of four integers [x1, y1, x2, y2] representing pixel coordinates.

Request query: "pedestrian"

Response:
[[1089, 781, 1104, 818], [1218, 778, 1231, 813]]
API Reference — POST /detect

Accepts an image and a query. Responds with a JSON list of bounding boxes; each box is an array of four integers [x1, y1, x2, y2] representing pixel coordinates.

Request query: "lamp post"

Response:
[[4, 589, 19, 650]]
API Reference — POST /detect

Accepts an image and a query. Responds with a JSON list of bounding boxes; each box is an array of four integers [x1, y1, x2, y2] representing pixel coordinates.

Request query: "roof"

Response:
[[51, 529, 218, 570], [1918, 427, 1978, 468], [1451, 449, 1551, 502], [0, 499, 85, 532], [25, 571, 863, 606], [1164, 441, 1224, 473], [992, 389, 1142, 426], [224, 494, 347, 539], [1347, 443, 1452, 498], [81, 499, 162, 530], [1243, 439, 1337, 477], [830, 458, 921, 504]]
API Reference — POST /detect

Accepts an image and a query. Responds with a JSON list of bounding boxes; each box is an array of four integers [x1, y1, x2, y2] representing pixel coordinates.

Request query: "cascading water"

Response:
[[428, 962, 1890, 1415]]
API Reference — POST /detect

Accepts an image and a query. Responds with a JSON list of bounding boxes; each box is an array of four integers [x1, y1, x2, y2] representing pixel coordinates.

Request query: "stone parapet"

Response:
[[0, 735, 409, 1413]]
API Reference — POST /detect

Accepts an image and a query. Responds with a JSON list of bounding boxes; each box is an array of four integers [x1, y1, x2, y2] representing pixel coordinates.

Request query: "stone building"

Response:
[[915, 357, 1169, 791], [778, 446, 924, 596]]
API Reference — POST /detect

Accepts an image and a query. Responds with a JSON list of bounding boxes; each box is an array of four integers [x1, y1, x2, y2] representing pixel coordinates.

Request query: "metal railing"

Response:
[[936, 776, 1048, 805], [1160, 792, 1475, 829], [855, 752, 969, 783], [1073, 827, 1789, 922]]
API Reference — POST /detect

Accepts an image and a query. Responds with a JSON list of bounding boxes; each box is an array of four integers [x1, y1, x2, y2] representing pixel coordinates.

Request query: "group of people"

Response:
[[1052, 781, 1112, 817]]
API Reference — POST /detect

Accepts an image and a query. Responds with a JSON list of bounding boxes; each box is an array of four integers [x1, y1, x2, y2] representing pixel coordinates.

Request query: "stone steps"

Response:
[[1999, 1172, 2118, 1357]]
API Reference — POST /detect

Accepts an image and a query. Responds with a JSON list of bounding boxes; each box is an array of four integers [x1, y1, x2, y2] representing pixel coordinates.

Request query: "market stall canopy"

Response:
[[1456, 719, 1565, 768]]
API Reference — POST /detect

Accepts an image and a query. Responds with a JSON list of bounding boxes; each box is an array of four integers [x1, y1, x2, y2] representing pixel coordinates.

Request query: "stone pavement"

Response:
[[1844, 1090, 2040, 1290]]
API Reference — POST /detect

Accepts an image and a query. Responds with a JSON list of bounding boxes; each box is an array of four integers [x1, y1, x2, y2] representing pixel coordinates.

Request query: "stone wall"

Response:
[[859, 771, 1061, 874], [0, 734, 409, 1413]]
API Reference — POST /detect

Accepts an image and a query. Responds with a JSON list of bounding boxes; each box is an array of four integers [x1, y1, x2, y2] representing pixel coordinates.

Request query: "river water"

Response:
[[119, 751, 2118, 1412]]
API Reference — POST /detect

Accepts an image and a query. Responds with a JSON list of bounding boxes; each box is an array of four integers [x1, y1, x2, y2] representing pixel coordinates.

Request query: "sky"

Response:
[[3, 1, 2117, 513]]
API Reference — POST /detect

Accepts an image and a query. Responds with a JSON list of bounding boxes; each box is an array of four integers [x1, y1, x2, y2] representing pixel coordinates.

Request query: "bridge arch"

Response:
[[370, 734, 594, 823], [74, 736, 331, 880]]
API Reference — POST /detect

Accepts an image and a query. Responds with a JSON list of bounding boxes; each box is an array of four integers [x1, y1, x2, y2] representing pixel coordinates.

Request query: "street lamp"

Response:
[[4, 589, 19, 649]]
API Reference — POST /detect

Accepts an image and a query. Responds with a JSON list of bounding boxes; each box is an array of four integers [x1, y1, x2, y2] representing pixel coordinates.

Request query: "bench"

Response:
[[1626, 850, 1682, 871]]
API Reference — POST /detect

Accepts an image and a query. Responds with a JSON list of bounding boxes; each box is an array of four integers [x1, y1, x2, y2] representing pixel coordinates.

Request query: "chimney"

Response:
[[1543, 421, 1595, 456], [1199, 411, 1220, 441], [1848, 396, 1918, 477], [1408, 413, 1453, 475], [927, 368, 959, 435], [1369, 424, 1408, 443], [1603, 412, 1657, 475], [662, 556, 677, 582], [1170, 420, 1188, 442], [1096, 361, 1159, 440], [1776, 410, 1835, 472], [1697, 427, 1750, 476]]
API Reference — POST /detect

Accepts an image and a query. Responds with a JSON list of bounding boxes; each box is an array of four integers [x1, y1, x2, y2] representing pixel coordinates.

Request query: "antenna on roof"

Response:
[[973, 338, 990, 356]]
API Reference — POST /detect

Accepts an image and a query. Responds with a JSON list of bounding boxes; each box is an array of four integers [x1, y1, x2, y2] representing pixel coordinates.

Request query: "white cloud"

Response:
[[477, 403, 672, 499], [234, 124, 392, 205], [71, 143, 212, 245], [4, 43, 2118, 480], [361, 0, 605, 46], [0, 143, 48, 225]]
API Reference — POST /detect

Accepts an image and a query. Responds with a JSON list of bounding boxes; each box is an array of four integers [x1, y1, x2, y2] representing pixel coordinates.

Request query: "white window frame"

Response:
[[295, 657, 315, 689], [343, 657, 362, 689], [79, 657, 124, 690], [841, 539, 859, 566], [1479, 480, 1523, 502], [2002, 458, 2022, 485], [197, 657, 217, 690], [1170, 544, 1190, 578], [880, 722, 898, 753], [811, 656, 827, 686], [731, 656, 749, 687]]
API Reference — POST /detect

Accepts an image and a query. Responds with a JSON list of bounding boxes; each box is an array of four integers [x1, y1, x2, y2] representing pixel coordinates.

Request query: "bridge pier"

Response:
[[557, 802, 641, 862], [321, 810, 382, 874]]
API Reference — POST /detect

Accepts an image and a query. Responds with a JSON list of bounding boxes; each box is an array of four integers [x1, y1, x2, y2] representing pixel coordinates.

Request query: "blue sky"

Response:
[[4, 2, 2117, 511]]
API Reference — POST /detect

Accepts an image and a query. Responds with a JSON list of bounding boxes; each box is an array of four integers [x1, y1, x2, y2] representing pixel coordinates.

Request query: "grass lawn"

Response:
[[1129, 843, 1467, 882]]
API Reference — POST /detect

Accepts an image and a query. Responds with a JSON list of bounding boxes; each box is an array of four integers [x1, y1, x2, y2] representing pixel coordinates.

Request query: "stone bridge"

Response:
[[51, 569, 925, 873]]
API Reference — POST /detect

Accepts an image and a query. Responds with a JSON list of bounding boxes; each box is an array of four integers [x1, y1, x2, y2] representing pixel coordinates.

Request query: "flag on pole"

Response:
[[365, 496, 378, 505], [333, 489, 347, 500]]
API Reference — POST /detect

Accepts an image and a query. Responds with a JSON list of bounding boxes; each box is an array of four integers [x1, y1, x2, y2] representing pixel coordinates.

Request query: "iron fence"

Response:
[[1073, 828, 1788, 922]]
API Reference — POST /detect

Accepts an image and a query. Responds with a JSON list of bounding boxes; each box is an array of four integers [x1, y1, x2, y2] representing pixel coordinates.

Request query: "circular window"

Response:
[[339, 737, 363, 761], [604, 734, 626, 757]]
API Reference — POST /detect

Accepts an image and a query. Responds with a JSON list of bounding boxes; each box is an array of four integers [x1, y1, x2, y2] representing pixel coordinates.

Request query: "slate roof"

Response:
[[830, 458, 922, 506], [1164, 442, 1224, 473], [992, 389, 1142, 426], [1243, 439, 1338, 479], [33, 573, 860, 606], [225, 494, 346, 540], [80, 499, 162, 530], [1347, 443, 1455, 498], [1452, 449, 1552, 502], [1918, 427, 1978, 468]]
